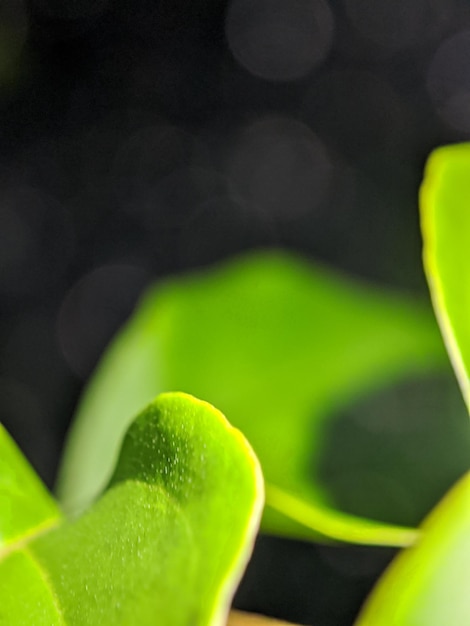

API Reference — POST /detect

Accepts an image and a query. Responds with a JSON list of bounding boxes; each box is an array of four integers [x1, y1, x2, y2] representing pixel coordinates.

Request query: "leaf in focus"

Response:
[[0, 393, 263, 626], [0, 424, 62, 552], [421, 143, 470, 411], [354, 470, 470, 625], [57, 251, 445, 546]]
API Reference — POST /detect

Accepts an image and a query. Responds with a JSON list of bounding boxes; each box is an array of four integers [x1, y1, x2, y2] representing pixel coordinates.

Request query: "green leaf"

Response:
[[356, 144, 470, 626], [353, 144, 470, 624], [0, 392, 263, 626], [58, 251, 445, 545], [421, 143, 470, 411], [0, 424, 62, 552], [354, 470, 470, 625]]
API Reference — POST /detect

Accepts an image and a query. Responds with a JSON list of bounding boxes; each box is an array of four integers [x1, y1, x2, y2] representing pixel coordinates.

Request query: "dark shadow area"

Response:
[[318, 373, 470, 527], [235, 534, 396, 626]]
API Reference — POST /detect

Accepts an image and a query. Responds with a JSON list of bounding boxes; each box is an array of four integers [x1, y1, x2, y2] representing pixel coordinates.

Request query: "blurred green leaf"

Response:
[[58, 251, 445, 545], [354, 470, 470, 625], [354, 143, 470, 624], [421, 143, 470, 412], [0, 424, 62, 552], [0, 392, 263, 625]]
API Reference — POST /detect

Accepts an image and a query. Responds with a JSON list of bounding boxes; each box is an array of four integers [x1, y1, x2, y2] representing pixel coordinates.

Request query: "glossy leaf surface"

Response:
[[58, 251, 445, 545], [421, 143, 470, 410], [355, 471, 470, 625], [0, 393, 263, 626], [0, 424, 62, 552]]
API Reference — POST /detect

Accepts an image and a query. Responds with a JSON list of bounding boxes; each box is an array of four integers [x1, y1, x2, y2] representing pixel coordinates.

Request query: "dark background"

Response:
[[2, 1, 470, 624]]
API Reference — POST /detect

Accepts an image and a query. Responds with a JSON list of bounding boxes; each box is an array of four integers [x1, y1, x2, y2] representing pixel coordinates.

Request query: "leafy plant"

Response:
[[3, 143, 470, 624], [57, 251, 445, 545], [0, 393, 263, 625], [354, 143, 470, 625]]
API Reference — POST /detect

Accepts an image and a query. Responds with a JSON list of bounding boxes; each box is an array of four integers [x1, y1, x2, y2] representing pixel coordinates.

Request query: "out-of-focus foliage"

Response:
[[355, 471, 470, 625], [0, 425, 62, 550], [421, 143, 470, 411], [0, 393, 263, 626], [58, 251, 446, 546], [354, 143, 470, 623]]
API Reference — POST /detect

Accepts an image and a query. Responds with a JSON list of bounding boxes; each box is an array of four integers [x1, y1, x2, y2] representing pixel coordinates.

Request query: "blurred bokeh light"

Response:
[[225, 0, 334, 81]]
